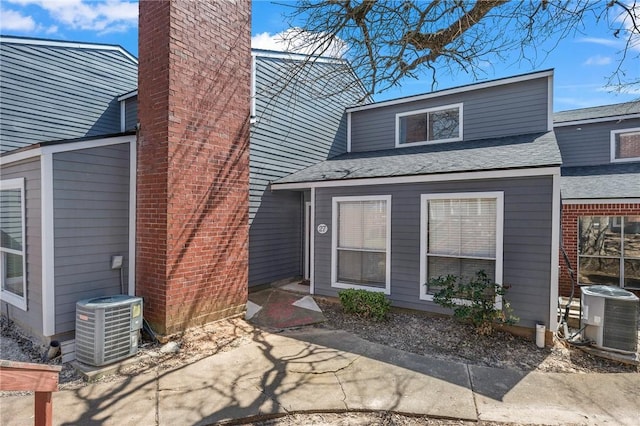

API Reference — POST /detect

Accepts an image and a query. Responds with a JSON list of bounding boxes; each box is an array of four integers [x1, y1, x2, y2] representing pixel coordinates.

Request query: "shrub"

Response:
[[430, 270, 518, 335], [338, 288, 391, 321]]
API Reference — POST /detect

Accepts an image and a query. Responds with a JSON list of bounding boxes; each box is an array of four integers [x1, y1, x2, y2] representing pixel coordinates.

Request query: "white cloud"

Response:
[[584, 55, 612, 66], [0, 8, 37, 31], [251, 28, 347, 58], [576, 37, 619, 47], [597, 85, 640, 95], [6, 0, 137, 33], [251, 32, 285, 51], [615, 1, 640, 52]]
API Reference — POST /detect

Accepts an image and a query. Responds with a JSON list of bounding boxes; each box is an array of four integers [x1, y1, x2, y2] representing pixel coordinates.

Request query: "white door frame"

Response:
[[304, 201, 311, 280]]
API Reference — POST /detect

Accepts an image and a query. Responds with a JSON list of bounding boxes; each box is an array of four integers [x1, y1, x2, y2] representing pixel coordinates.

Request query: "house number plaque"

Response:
[[317, 224, 328, 234]]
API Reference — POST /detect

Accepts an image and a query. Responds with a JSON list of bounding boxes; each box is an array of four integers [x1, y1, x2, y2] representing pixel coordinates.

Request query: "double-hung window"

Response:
[[578, 216, 640, 289], [0, 178, 27, 310], [396, 103, 463, 147], [611, 128, 640, 163], [332, 195, 391, 294], [420, 192, 503, 301]]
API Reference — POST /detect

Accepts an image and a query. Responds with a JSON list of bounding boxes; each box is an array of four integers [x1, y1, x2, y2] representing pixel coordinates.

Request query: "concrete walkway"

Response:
[[1, 328, 639, 425]]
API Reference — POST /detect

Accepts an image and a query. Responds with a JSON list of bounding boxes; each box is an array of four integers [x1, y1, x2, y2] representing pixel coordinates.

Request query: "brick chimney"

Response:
[[137, 0, 250, 335]]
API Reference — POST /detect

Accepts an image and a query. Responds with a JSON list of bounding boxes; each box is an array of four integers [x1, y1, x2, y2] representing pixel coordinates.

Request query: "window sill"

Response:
[[0, 290, 27, 311], [332, 281, 390, 295], [419, 291, 502, 309], [396, 137, 463, 149]]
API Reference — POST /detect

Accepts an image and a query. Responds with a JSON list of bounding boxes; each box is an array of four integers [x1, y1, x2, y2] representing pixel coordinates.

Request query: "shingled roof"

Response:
[[560, 163, 640, 200], [554, 102, 639, 124], [273, 131, 561, 185]]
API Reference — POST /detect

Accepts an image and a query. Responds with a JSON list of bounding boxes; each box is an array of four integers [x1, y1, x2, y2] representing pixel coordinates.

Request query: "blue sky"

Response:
[[1, 0, 638, 111]]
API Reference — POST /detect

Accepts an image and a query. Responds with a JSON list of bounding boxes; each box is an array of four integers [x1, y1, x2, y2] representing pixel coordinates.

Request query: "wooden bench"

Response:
[[0, 360, 62, 426]]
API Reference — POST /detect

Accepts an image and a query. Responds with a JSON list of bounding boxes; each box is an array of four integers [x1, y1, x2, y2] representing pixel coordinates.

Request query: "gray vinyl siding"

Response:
[[555, 118, 640, 167], [124, 98, 138, 132], [350, 76, 549, 152], [248, 55, 365, 286], [0, 41, 137, 153], [312, 176, 554, 327], [52, 144, 130, 333], [0, 158, 43, 339], [249, 190, 303, 285]]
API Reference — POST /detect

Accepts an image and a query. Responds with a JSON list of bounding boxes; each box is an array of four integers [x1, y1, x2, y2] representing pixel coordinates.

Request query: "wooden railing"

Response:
[[0, 360, 62, 426]]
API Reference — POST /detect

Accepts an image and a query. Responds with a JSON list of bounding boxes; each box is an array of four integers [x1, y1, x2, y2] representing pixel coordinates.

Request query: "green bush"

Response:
[[430, 270, 518, 335], [338, 288, 391, 321]]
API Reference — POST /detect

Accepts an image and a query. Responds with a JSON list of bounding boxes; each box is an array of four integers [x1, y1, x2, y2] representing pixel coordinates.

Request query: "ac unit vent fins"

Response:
[[75, 295, 143, 367]]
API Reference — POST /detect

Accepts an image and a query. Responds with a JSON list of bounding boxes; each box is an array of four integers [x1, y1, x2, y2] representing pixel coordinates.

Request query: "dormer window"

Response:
[[396, 103, 463, 147], [611, 128, 640, 163]]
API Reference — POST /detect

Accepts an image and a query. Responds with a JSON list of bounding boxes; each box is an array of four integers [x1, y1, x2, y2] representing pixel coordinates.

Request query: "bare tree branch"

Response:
[[279, 0, 640, 98]]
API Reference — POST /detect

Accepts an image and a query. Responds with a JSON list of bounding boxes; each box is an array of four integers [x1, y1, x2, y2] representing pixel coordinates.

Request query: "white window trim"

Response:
[[419, 192, 504, 309], [331, 195, 392, 295], [0, 177, 27, 310], [250, 53, 257, 124], [395, 103, 463, 148], [610, 127, 640, 163]]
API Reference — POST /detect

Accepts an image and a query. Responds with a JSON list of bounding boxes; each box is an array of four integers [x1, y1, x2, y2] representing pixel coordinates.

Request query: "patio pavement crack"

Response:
[[288, 355, 360, 375], [467, 363, 480, 420], [334, 371, 349, 410], [154, 365, 160, 425]]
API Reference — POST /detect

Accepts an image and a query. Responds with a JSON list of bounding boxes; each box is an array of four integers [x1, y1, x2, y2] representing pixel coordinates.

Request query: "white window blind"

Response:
[[335, 199, 388, 288], [338, 200, 387, 251], [425, 197, 497, 289], [428, 198, 496, 258]]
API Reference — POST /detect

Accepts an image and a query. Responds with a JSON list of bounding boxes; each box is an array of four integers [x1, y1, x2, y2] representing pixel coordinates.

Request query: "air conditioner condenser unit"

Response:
[[75, 295, 143, 366], [581, 285, 639, 354]]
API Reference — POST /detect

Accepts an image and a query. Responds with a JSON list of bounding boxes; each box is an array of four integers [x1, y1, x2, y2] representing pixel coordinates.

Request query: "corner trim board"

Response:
[[128, 140, 136, 296], [549, 171, 561, 331], [41, 154, 55, 336], [346, 112, 352, 153], [310, 188, 316, 294]]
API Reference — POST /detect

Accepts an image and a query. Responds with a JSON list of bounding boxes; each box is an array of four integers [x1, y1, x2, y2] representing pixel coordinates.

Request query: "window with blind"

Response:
[[0, 178, 27, 310], [332, 195, 391, 294], [420, 192, 503, 300]]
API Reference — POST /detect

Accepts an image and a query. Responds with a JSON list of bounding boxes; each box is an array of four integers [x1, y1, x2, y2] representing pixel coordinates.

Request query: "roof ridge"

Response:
[[0, 34, 137, 64], [555, 101, 639, 115]]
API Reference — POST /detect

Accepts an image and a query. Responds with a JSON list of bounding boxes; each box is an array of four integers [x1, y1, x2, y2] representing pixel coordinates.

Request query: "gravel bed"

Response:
[[315, 298, 639, 374]]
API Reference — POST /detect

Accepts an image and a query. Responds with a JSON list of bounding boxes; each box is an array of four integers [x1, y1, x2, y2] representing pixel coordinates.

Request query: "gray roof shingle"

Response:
[[274, 132, 561, 185], [554, 102, 639, 124], [560, 163, 640, 200]]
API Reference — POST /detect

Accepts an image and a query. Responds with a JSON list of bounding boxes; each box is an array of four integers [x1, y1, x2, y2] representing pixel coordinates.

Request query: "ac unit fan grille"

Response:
[[76, 299, 141, 366], [75, 306, 96, 363], [603, 298, 639, 353], [102, 305, 135, 363]]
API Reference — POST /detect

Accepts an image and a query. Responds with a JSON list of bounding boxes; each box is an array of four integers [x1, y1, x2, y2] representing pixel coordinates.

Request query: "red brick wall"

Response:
[[137, 0, 250, 335], [559, 203, 640, 298]]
